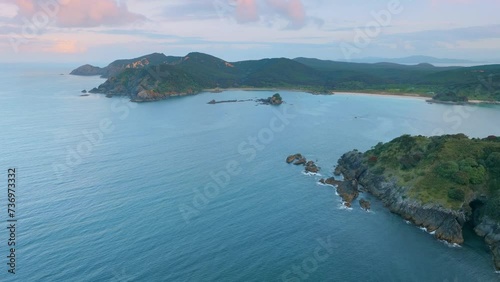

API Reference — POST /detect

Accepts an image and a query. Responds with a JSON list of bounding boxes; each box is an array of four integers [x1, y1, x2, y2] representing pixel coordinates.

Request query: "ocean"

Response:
[[1, 65, 500, 281]]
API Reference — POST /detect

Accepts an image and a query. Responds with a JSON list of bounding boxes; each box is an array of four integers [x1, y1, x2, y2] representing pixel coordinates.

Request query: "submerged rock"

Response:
[[286, 153, 303, 164], [305, 161, 319, 173], [294, 157, 307, 166], [319, 177, 342, 186]]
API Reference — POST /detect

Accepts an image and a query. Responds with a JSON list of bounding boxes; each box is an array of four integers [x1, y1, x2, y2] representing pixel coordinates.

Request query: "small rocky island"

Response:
[[257, 93, 283, 105], [207, 93, 284, 106], [286, 153, 319, 173]]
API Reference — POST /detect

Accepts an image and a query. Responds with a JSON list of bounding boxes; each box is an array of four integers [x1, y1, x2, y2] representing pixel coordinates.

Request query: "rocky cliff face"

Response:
[[335, 150, 500, 269], [475, 217, 500, 269], [88, 64, 202, 102]]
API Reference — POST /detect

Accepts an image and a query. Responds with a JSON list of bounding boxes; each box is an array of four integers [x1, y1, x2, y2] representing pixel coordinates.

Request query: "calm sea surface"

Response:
[[1, 65, 500, 281]]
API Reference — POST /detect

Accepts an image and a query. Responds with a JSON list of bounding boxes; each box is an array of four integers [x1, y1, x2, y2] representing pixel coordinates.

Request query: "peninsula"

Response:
[[71, 52, 500, 103], [319, 134, 500, 270]]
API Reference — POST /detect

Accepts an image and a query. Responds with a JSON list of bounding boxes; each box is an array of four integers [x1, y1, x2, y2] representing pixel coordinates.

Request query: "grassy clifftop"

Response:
[[364, 134, 500, 215]]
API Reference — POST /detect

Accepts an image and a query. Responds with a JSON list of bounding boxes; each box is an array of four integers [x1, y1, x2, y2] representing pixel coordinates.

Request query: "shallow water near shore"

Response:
[[1, 66, 500, 281]]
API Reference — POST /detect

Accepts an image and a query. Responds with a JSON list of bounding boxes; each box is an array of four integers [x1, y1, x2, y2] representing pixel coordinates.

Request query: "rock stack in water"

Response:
[[286, 153, 320, 174]]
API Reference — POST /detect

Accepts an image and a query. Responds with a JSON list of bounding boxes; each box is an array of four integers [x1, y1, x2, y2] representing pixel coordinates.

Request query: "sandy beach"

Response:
[[203, 88, 500, 104]]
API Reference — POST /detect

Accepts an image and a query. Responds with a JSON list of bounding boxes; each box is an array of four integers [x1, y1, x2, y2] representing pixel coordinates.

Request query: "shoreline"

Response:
[[203, 88, 500, 105], [203, 87, 430, 98], [333, 91, 429, 101]]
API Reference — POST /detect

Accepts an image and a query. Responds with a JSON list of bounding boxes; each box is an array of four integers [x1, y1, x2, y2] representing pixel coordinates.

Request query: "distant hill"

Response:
[[70, 53, 180, 78], [348, 55, 483, 65], [72, 52, 500, 102]]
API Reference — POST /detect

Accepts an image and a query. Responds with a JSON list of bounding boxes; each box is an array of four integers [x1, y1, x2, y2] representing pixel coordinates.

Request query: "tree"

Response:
[[486, 152, 500, 169], [436, 161, 459, 179], [448, 188, 465, 201]]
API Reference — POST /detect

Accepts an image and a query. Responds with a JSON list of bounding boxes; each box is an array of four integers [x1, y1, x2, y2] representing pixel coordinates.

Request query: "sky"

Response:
[[0, 0, 499, 64]]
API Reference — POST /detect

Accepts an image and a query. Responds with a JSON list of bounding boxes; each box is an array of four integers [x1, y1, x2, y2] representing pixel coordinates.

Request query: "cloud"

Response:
[[0, 2, 18, 18], [9, 0, 146, 27], [263, 0, 305, 28], [48, 39, 86, 53], [233, 0, 307, 28], [162, 0, 309, 29], [388, 24, 500, 42], [235, 0, 259, 23]]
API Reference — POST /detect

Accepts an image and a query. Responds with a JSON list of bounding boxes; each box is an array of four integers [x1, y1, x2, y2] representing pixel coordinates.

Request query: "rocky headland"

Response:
[[332, 135, 500, 270], [287, 134, 500, 270], [334, 150, 466, 243]]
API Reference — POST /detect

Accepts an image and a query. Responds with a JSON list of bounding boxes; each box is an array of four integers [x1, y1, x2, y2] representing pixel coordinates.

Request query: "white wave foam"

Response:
[[317, 181, 336, 188], [418, 226, 437, 236], [302, 171, 322, 177], [338, 203, 352, 211], [439, 240, 462, 248], [419, 226, 428, 232]]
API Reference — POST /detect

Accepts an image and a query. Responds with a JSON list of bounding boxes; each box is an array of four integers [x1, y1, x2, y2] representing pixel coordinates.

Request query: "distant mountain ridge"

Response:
[[70, 52, 500, 102], [348, 55, 483, 65]]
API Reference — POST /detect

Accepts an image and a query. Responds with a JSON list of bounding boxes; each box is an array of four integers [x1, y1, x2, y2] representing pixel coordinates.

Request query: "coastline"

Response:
[[203, 88, 500, 105], [333, 91, 429, 101], [202, 87, 324, 94], [203, 87, 429, 98], [203, 87, 432, 101]]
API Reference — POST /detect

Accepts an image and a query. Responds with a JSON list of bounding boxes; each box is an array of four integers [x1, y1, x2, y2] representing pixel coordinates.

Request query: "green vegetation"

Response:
[[89, 52, 500, 101], [432, 91, 468, 103], [272, 93, 282, 103], [364, 135, 500, 214]]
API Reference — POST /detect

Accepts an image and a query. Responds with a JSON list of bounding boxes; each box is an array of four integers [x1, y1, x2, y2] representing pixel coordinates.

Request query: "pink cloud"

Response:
[[234, 0, 307, 28], [12, 0, 146, 27], [235, 0, 259, 23], [48, 40, 86, 53], [266, 0, 305, 27]]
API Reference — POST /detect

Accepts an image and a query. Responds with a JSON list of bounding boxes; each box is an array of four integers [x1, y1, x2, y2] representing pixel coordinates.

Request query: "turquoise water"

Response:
[[1, 65, 500, 281]]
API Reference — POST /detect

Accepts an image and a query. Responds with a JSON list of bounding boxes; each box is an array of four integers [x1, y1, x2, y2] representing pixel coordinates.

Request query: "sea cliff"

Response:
[[335, 150, 466, 244], [332, 135, 500, 270]]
